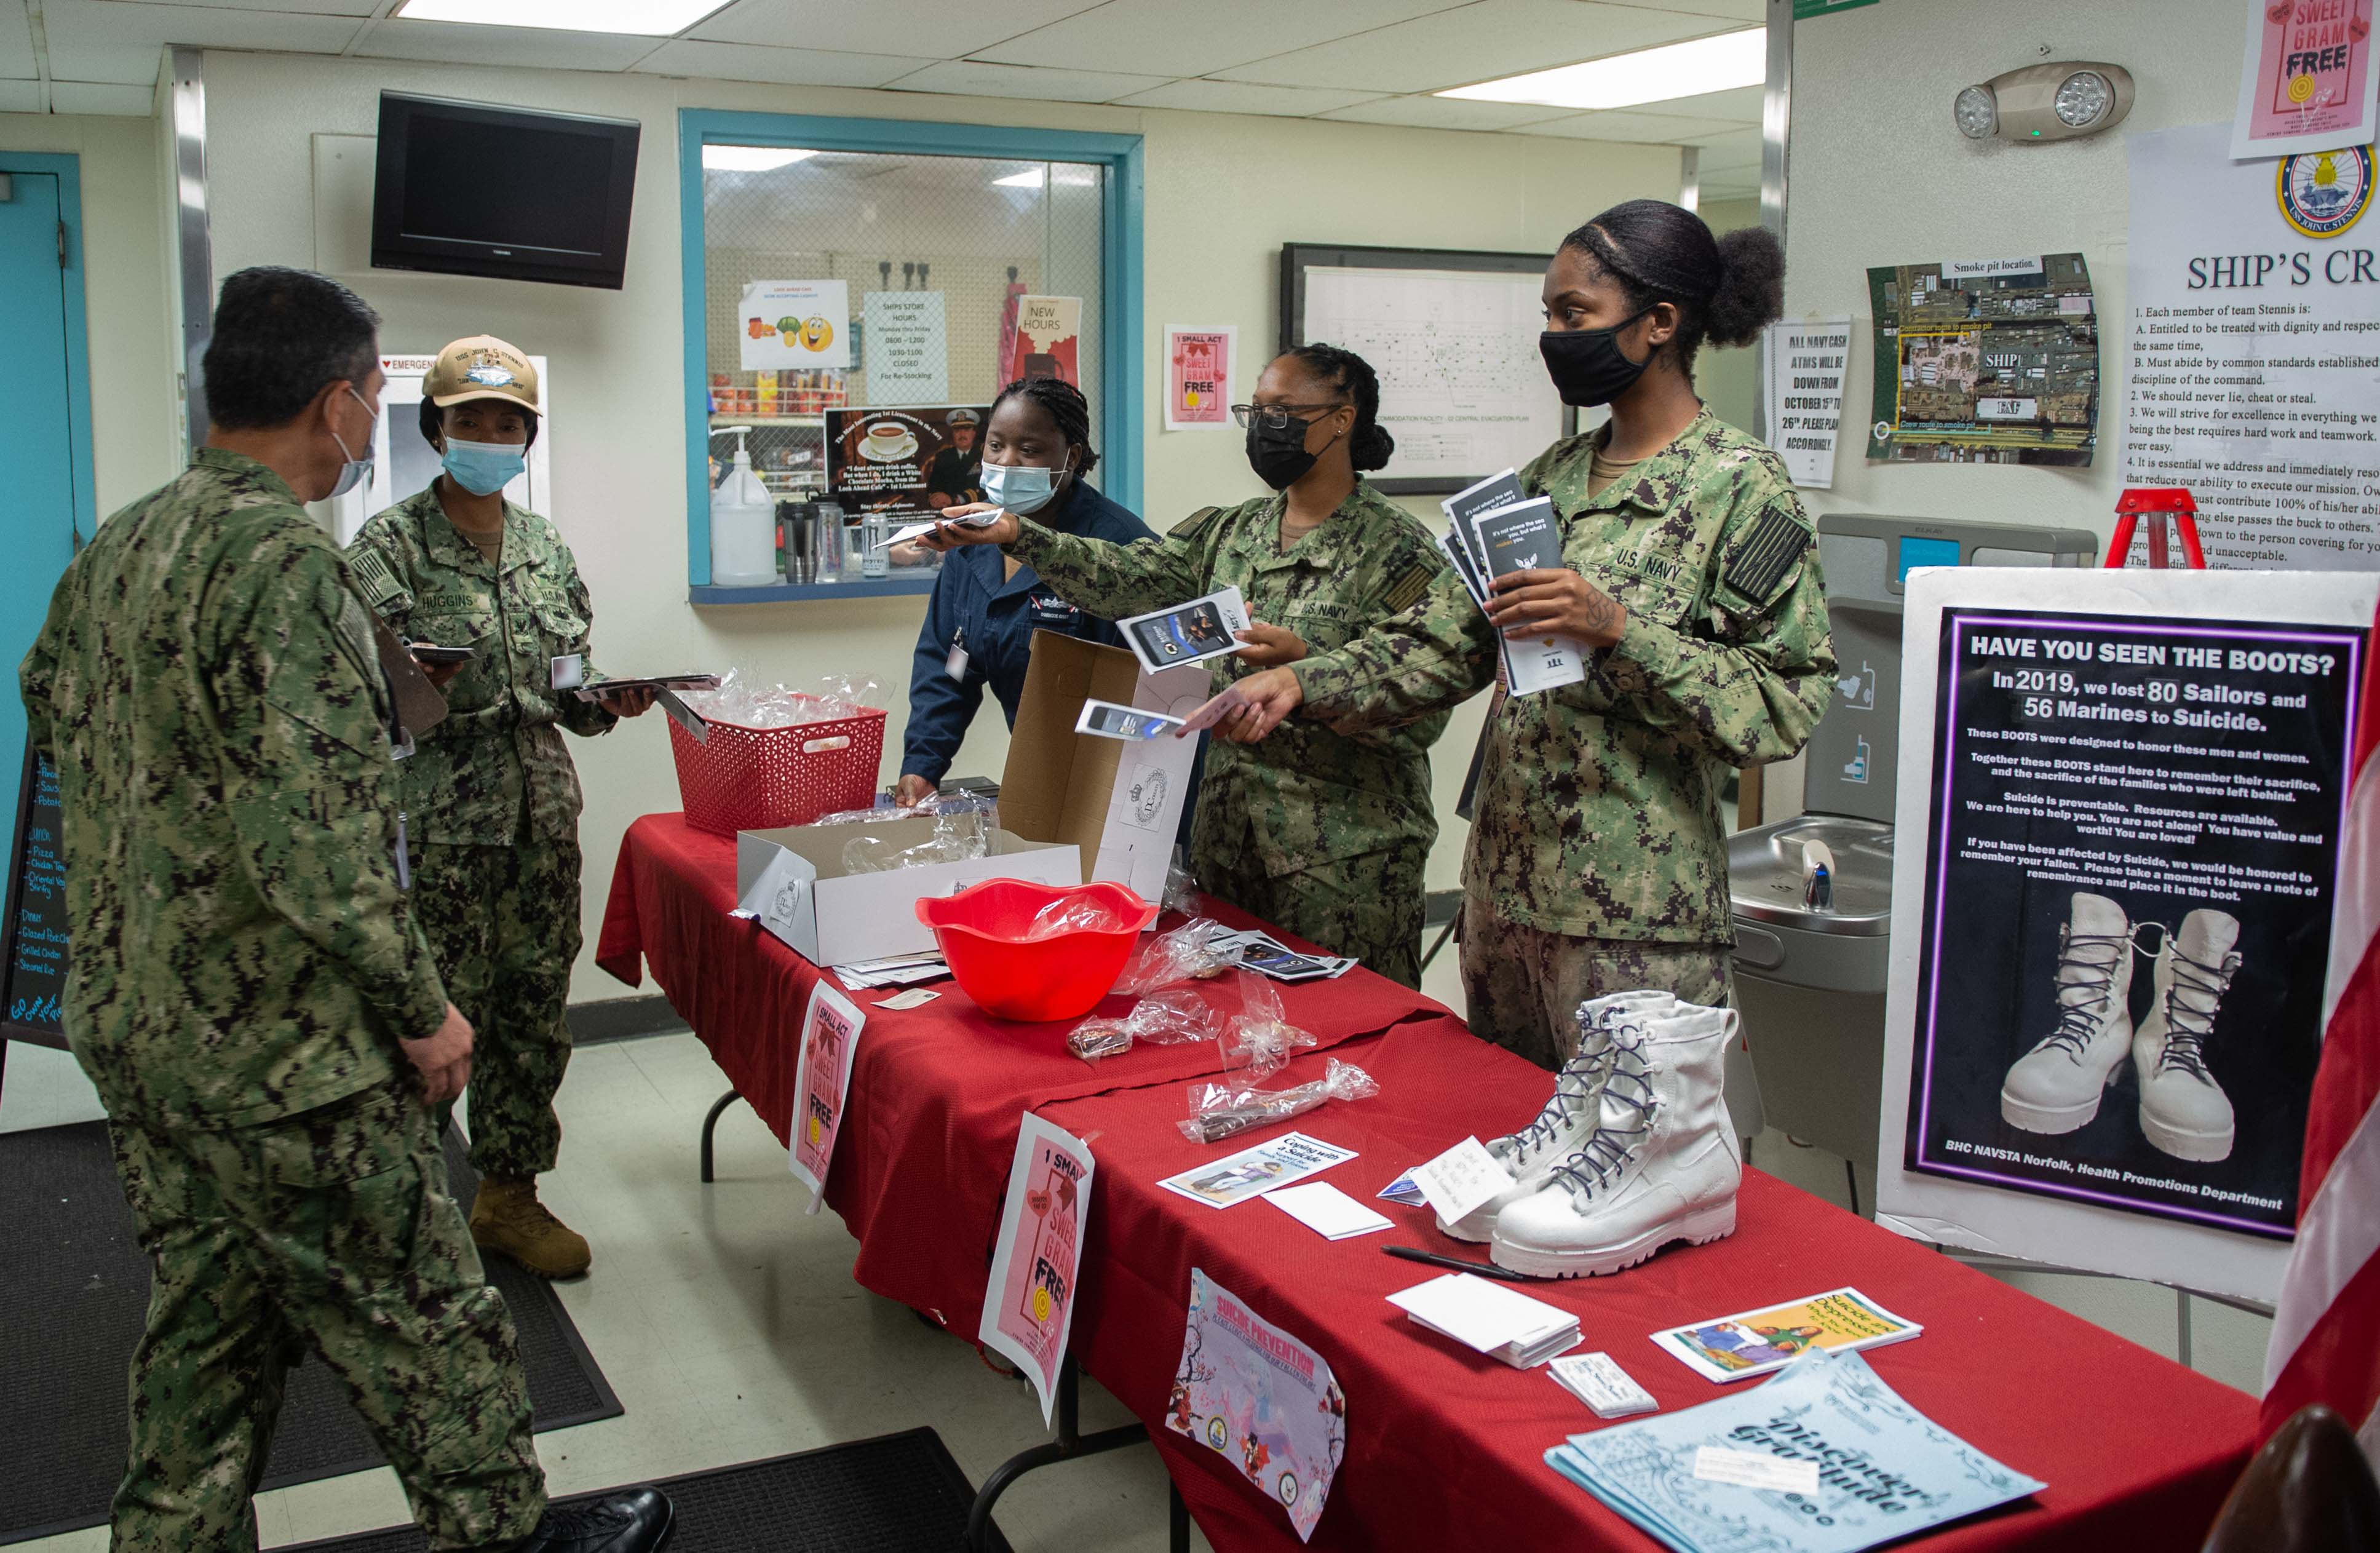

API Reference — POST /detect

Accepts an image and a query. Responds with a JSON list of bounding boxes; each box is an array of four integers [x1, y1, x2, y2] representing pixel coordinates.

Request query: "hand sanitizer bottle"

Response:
[[709, 426, 779, 587]]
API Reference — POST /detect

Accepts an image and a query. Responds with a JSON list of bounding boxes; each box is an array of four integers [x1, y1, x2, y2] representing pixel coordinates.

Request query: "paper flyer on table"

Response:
[[1116, 587, 1252, 676], [1545, 1348, 2044, 1553], [787, 983, 867, 1213], [1157, 1132, 1357, 1209], [1167, 1268, 1345, 1542], [1651, 1287, 1921, 1384], [979, 1113, 1093, 1425]]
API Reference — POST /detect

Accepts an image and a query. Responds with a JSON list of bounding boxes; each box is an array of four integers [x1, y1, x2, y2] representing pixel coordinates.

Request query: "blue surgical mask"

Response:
[[327, 384, 378, 499], [442, 437, 526, 498], [980, 461, 1060, 515]]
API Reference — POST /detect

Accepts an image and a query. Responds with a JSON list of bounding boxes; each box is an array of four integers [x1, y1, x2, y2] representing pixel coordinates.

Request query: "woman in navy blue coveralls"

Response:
[[896, 378, 1156, 804]]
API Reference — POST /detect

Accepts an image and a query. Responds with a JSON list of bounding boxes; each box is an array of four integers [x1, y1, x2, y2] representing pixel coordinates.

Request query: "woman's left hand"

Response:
[[1485, 568, 1627, 648], [596, 686, 657, 718], [1231, 621, 1307, 667]]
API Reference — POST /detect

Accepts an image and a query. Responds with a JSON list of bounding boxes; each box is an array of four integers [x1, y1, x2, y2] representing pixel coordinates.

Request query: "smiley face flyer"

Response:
[[978, 1113, 1095, 1424], [788, 983, 866, 1213]]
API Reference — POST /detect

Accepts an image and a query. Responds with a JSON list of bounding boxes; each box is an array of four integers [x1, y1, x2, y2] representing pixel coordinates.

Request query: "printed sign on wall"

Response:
[[740, 279, 850, 372], [1165, 326, 1236, 431], [2234, 0, 2380, 161]]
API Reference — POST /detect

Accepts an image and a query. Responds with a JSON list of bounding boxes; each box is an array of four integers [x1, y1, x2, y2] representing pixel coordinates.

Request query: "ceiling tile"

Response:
[[1683, 124, 1761, 167], [44, 0, 365, 82], [1515, 109, 1737, 141], [1609, 0, 1762, 18], [1211, 0, 1737, 94], [976, 0, 1461, 79], [1635, 81, 1763, 121], [1317, 93, 1573, 130], [123, 0, 374, 14], [0, 0, 31, 77], [692, 0, 1097, 61], [635, 38, 930, 88], [0, 78, 40, 111], [884, 58, 1169, 103], [1109, 78, 1386, 116], [51, 79, 157, 113], [352, 17, 659, 70]]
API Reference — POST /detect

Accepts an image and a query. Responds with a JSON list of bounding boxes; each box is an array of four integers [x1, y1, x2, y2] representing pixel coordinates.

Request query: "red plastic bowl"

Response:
[[915, 878, 1159, 1021]]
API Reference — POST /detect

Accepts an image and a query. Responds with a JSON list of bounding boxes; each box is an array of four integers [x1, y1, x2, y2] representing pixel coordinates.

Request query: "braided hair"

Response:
[[1560, 199, 1785, 378], [1283, 343, 1395, 472], [987, 375, 1098, 474]]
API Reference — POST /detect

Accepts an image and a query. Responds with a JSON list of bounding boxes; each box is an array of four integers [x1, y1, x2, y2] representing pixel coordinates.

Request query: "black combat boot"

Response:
[[512, 1487, 673, 1552]]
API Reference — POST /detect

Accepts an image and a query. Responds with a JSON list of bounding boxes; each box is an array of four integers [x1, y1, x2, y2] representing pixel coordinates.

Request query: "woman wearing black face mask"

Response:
[[1196, 202, 1837, 1072], [920, 345, 1451, 988]]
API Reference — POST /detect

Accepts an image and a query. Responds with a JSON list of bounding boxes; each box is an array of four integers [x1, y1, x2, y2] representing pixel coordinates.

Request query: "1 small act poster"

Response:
[[1165, 326, 1235, 430], [788, 982, 866, 1212], [740, 279, 849, 372], [2234, 0, 2380, 161], [1005, 295, 1081, 387], [1167, 1268, 1345, 1542], [978, 1114, 1093, 1424]]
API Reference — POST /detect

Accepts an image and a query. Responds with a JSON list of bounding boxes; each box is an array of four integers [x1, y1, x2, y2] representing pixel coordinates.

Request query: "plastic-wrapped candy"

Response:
[[1117, 918, 1243, 995], [1163, 857, 1202, 916], [1178, 1059, 1379, 1143], [1219, 975, 1316, 1081], [1068, 1020, 1134, 1062], [684, 669, 884, 729], [1064, 986, 1226, 1065], [1026, 892, 1139, 940]]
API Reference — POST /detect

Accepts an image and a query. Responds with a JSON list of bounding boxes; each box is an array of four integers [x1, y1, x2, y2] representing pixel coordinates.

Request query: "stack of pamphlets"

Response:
[[1545, 1347, 2044, 1553], [1651, 1287, 1921, 1383], [831, 951, 950, 990], [1439, 469, 1589, 697], [1215, 928, 1357, 982], [1387, 1272, 1581, 1368], [1548, 1352, 1659, 1418]]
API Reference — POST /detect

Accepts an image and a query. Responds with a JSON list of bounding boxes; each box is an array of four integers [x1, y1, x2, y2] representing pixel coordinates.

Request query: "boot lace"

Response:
[[2033, 927, 2131, 1062], [1546, 1032, 1660, 1204], [1506, 1016, 1642, 1163], [2155, 946, 2239, 1081]]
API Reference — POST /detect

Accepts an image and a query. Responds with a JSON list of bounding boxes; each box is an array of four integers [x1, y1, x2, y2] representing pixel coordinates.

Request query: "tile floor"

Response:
[[0, 948, 2268, 1551]]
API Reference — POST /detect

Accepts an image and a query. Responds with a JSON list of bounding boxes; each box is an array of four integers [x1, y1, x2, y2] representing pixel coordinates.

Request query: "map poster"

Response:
[[978, 1114, 1093, 1424], [1866, 254, 2098, 467], [1165, 325, 1236, 430], [1167, 1268, 1345, 1542], [1004, 295, 1081, 387], [2234, 0, 2380, 161], [740, 279, 849, 372], [788, 982, 866, 1212]]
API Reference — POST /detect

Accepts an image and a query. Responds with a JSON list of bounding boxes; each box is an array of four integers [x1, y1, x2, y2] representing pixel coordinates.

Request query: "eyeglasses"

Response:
[[1231, 402, 1347, 431]]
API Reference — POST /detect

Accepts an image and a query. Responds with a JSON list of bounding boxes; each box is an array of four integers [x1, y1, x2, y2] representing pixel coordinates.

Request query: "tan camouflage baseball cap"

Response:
[[424, 335, 541, 416]]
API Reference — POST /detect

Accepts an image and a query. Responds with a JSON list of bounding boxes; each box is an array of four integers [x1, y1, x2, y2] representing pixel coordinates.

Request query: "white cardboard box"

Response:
[[735, 818, 1081, 966]]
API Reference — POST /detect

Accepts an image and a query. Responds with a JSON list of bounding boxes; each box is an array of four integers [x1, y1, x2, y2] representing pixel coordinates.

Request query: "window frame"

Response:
[[678, 108, 1145, 602]]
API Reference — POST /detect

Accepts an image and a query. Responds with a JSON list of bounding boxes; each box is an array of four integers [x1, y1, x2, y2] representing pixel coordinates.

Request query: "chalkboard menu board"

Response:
[[2, 744, 68, 1049]]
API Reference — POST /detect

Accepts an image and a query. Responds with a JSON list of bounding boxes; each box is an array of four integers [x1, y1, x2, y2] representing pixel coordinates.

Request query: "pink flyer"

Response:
[[977, 1113, 1094, 1423], [2235, 0, 2379, 159], [1165, 326, 1236, 431], [787, 982, 865, 1212], [1167, 1268, 1346, 1542]]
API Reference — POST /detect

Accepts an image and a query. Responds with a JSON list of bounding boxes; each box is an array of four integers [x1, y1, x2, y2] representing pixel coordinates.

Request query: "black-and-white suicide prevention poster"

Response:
[[1881, 570, 2373, 1297]]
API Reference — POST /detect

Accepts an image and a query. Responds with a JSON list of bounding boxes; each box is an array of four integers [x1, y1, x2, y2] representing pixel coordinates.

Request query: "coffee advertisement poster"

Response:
[[825, 403, 992, 525]]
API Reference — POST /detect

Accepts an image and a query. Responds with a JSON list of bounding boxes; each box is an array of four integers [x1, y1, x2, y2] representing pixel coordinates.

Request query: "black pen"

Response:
[[1382, 1244, 1533, 1283]]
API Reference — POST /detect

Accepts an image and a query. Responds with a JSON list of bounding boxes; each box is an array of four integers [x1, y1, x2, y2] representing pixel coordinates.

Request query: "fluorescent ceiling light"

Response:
[[705, 145, 817, 173], [993, 169, 1045, 188], [1439, 28, 1766, 111], [395, 0, 727, 35]]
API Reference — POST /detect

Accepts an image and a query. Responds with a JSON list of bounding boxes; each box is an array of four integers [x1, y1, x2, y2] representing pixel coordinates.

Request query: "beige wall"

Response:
[[191, 50, 1681, 1002], [1696, 194, 1761, 436]]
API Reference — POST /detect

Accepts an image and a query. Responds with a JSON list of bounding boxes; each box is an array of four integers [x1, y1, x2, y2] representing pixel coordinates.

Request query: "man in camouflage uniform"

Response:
[[1219, 408, 1835, 1065], [21, 269, 669, 1552], [994, 482, 1449, 987], [349, 336, 646, 1279]]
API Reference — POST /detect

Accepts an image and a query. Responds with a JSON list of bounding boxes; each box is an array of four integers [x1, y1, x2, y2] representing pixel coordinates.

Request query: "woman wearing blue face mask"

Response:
[[893, 377, 1157, 806], [346, 335, 651, 1281]]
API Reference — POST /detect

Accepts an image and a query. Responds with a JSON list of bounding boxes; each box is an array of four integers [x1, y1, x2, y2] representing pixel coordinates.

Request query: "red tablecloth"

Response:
[[598, 812, 2255, 1553]]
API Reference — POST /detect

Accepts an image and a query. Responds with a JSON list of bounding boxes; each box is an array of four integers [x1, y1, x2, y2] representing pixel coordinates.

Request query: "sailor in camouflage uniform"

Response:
[[20, 269, 672, 1553], [349, 336, 651, 1280], [927, 346, 1448, 987], [1193, 205, 1835, 1066]]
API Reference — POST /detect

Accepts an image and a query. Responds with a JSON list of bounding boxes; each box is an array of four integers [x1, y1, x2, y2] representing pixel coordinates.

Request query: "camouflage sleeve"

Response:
[[1602, 493, 1836, 767], [556, 558, 616, 739], [344, 522, 414, 636], [1004, 511, 1211, 618], [18, 571, 69, 761], [207, 542, 448, 1045], [1289, 567, 1500, 733]]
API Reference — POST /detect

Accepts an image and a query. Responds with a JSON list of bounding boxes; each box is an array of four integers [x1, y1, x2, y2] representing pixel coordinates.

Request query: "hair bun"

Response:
[[1705, 226, 1785, 350], [1352, 422, 1396, 472]]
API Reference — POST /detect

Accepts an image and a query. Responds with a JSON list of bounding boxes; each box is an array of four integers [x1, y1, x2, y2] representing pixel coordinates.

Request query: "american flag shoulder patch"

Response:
[[1721, 507, 1810, 604]]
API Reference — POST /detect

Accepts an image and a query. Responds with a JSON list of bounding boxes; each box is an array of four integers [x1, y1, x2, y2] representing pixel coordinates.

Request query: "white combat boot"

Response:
[[2134, 909, 2241, 1162], [1438, 991, 1677, 1243], [1488, 1003, 1740, 1279], [1998, 892, 2135, 1135]]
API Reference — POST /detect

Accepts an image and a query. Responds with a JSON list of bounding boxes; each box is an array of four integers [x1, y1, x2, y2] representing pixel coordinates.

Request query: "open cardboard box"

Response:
[[735, 816, 1079, 966], [1000, 630, 1202, 905]]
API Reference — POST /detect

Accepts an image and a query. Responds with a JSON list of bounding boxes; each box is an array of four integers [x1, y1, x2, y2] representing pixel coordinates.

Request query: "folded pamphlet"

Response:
[[1469, 498, 1589, 696], [1387, 1272, 1581, 1368], [1116, 587, 1253, 676], [1650, 1287, 1921, 1384], [1157, 1131, 1357, 1210], [876, 510, 1005, 549]]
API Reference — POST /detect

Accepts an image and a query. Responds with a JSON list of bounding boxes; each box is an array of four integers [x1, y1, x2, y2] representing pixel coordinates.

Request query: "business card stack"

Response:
[[1386, 1273, 1581, 1369]]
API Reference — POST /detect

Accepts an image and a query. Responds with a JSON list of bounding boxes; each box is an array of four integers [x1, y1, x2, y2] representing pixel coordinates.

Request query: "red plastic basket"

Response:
[[668, 697, 888, 836]]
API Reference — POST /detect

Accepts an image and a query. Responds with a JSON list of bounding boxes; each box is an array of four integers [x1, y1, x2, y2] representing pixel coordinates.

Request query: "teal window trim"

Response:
[[678, 108, 1145, 593], [0, 153, 97, 543]]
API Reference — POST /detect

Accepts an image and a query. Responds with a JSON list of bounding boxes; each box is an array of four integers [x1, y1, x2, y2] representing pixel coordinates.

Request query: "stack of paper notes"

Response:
[[1545, 1347, 2044, 1553], [1439, 469, 1589, 697], [1387, 1273, 1581, 1368], [1548, 1352, 1660, 1418], [1650, 1287, 1921, 1383], [831, 951, 950, 990]]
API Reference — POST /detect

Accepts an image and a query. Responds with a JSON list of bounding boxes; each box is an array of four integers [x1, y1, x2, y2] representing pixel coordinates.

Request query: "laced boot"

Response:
[[1488, 1003, 1740, 1279], [472, 1177, 593, 1279], [512, 1487, 673, 1552], [1439, 991, 1676, 1243], [2134, 909, 2241, 1161], [1998, 892, 2135, 1135]]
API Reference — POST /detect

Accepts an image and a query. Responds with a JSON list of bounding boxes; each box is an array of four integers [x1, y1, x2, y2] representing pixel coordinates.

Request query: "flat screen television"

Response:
[[373, 92, 639, 290]]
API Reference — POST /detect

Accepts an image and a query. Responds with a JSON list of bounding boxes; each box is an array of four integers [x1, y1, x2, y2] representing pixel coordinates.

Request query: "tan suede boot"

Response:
[[470, 1177, 592, 1279]]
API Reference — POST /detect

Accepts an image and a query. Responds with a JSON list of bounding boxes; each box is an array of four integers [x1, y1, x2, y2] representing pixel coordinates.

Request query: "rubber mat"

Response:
[[0, 1120, 622, 1544], [278, 1429, 1011, 1553]]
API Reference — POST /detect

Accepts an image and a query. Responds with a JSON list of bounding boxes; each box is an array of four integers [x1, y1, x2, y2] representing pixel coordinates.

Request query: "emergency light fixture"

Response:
[[1954, 62, 2134, 143]]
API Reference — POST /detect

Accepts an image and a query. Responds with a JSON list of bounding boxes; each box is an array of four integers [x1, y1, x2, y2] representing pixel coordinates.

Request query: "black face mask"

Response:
[[1540, 308, 1655, 407], [1245, 414, 1322, 491]]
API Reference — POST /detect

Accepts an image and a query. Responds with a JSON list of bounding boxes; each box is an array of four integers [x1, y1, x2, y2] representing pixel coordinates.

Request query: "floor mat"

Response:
[[0, 1119, 622, 1544], [279, 1429, 1010, 1553]]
